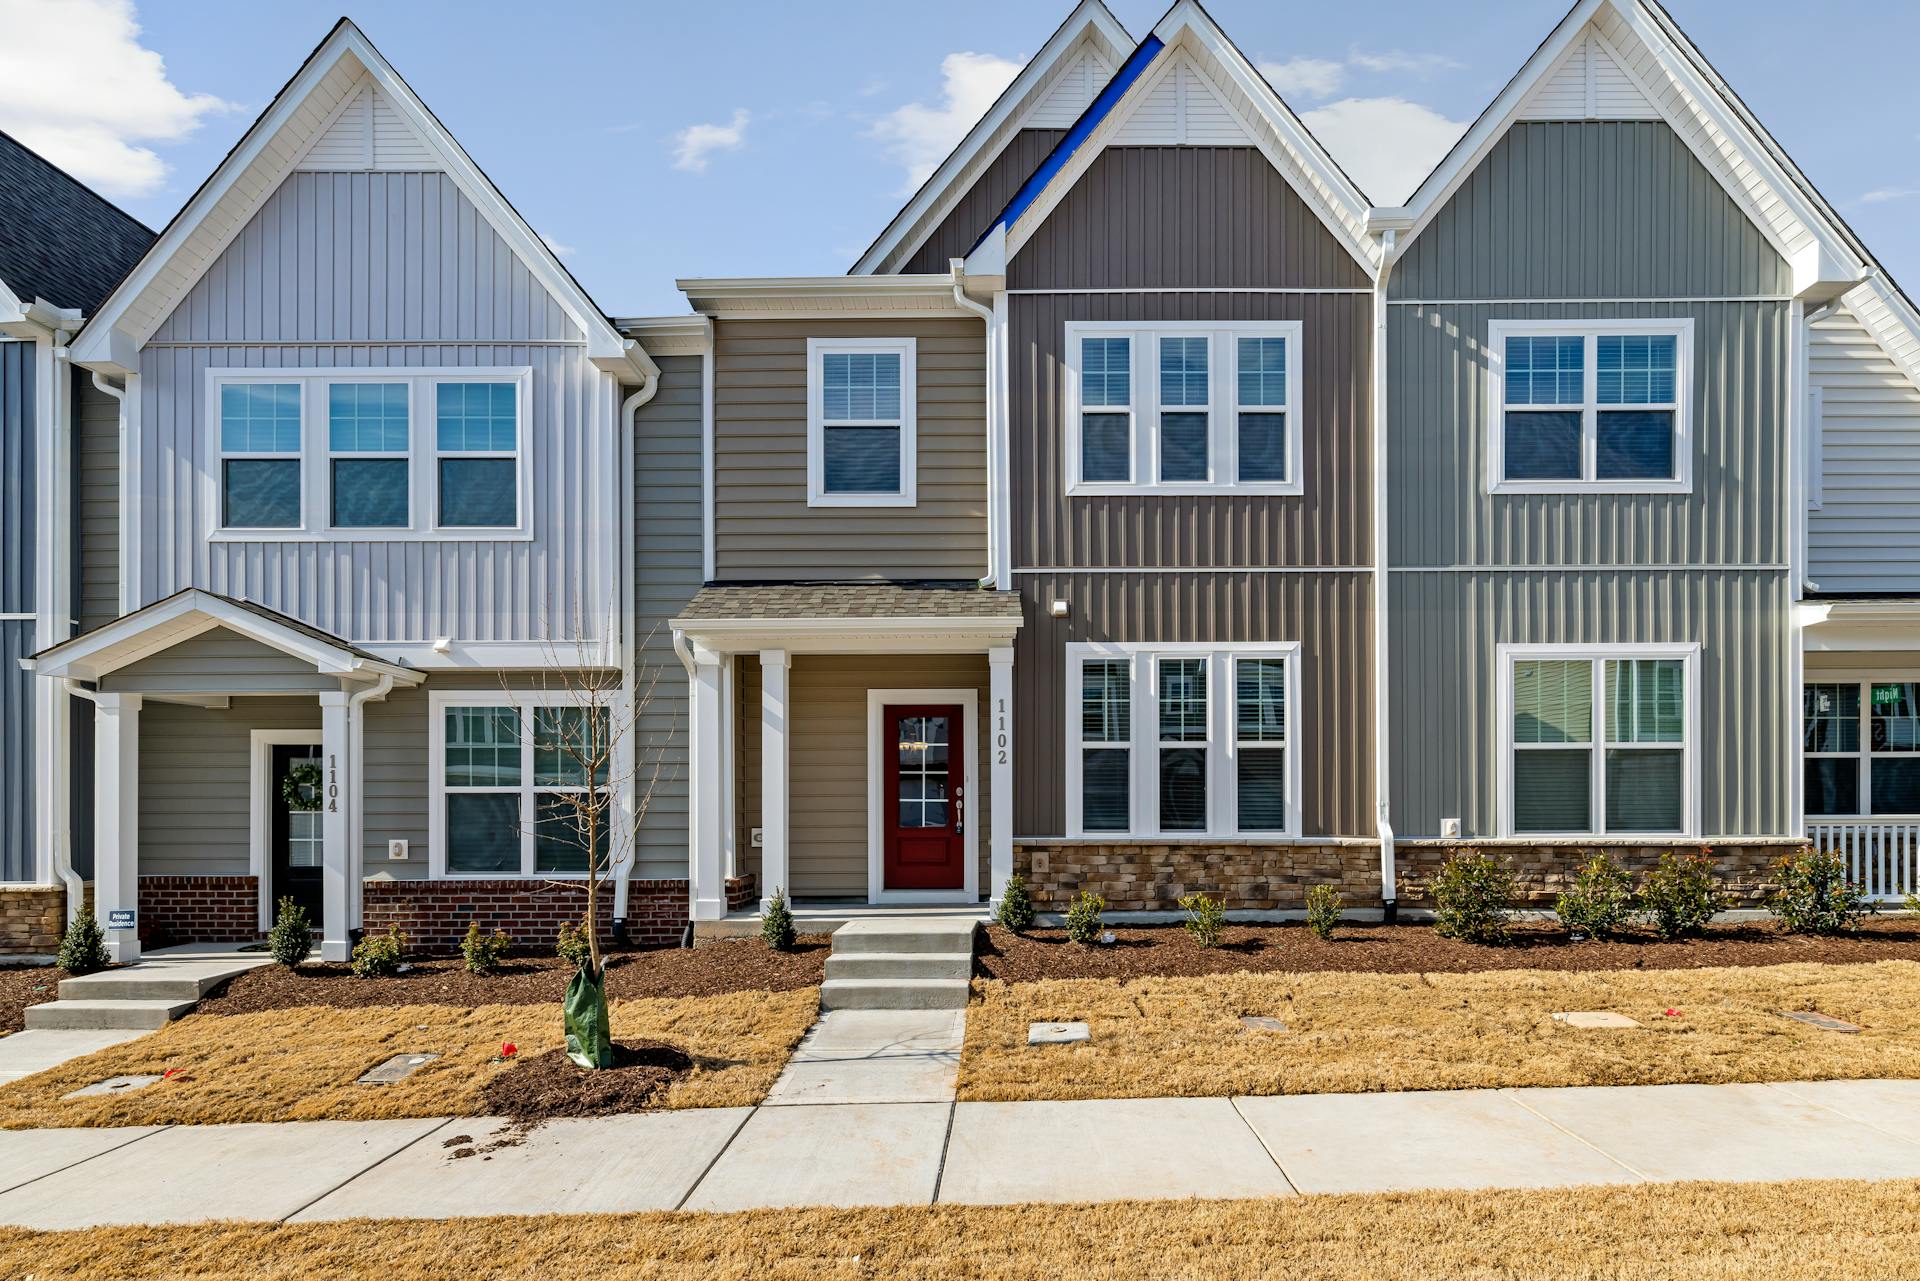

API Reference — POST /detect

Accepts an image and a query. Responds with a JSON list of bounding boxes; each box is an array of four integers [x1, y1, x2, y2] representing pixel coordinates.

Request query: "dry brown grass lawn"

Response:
[[1, 1180, 1915, 1280], [961, 960, 1920, 1101], [0, 989, 816, 1129]]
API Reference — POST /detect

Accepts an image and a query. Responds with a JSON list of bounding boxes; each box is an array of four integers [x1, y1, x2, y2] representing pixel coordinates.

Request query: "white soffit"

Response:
[[1027, 41, 1119, 127], [1109, 51, 1254, 146], [296, 76, 439, 170], [1517, 31, 1660, 120], [1842, 278, 1920, 395]]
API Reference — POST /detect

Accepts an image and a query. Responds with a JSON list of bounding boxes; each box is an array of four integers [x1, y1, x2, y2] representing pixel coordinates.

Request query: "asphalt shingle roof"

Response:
[[0, 131, 154, 314], [676, 583, 1025, 623]]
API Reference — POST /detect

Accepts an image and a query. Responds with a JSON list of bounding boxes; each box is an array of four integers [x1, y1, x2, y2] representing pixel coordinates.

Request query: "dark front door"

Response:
[[883, 705, 965, 891], [270, 744, 325, 929]]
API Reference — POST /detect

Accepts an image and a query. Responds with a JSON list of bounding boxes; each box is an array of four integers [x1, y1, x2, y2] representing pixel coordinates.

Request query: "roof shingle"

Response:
[[675, 583, 1025, 623], [0, 132, 154, 314]]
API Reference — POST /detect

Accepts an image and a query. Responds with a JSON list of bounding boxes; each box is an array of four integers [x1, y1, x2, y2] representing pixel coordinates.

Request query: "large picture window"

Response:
[[432, 693, 615, 877], [806, 337, 917, 507], [1805, 680, 1920, 817], [1067, 643, 1300, 838]]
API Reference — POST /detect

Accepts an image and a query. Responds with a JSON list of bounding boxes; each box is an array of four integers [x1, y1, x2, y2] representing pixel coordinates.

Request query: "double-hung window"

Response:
[[1065, 321, 1302, 495], [1489, 320, 1692, 493], [806, 337, 917, 506], [1068, 643, 1300, 838], [219, 382, 303, 529], [1502, 645, 1696, 837], [1804, 680, 1920, 817], [434, 692, 614, 877], [328, 383, 410, 528], [436, 382, 520, 528]]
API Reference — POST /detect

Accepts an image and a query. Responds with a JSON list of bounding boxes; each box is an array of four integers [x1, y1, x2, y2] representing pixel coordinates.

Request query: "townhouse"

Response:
[[4, 0, 1920, 961]]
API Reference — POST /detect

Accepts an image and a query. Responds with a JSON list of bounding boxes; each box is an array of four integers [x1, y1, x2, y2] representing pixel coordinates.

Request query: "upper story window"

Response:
[[1487, 320, 1693, 494], [1805, 680, 1920, 818], [1064, 321, 1303, 496], [806, 337, 917, 507], [208, 367, 530, 541]]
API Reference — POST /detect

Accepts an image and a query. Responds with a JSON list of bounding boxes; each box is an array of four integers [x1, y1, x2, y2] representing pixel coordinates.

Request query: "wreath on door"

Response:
[[281, 763, 323, 812]]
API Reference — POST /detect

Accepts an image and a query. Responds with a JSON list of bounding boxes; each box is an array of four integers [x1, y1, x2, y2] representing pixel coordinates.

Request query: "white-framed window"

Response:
[[429, 690, 616, 878], [1066, 642, 1301, 839], [205, 366, 531, 540], [1804, 679, 1920, 818], [1486, 319, 1694, 494], [806, 336, 917, 507], [1063, 321, 1303, 496], [1498, 643, 1699, 838]]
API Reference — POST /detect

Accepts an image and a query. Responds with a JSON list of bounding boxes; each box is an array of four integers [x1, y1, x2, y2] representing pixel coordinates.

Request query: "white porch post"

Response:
[[759, 649, 790, 912], [689, 644, 728, 920], [989, 646, 1015, 906], [93, 692, 142, 963], [319, 691, 352, 961]]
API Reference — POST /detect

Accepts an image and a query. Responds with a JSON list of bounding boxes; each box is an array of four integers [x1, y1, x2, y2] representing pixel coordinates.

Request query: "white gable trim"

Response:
[[1517, 29, 1660, 120], [851, 1, 1132, 276], [1842, 277, 1920, 395], [296, 76, 439, 171]]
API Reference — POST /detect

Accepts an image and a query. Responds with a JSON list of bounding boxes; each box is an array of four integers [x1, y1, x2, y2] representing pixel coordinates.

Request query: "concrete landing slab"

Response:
[[788, 1010, 964, 1059], [0, 1126, 165, 1196], [1028, 1021, 1089, 1045], [683, 1102, 948, 1211], [0, 1028, 146, 1082], [0, 1118, 448, 1228], [63, 1074, 163, 1100], [1512, 1083, 1920, 1184], [1778, 1010, 1862, 1033], [764, 1052, 959, 1105], [939, 1099, 1294, 1205], [1553, 1011, 1640, 1030], [293, 1110, 752, 1222], [1236, 1090, 1638, 1194]]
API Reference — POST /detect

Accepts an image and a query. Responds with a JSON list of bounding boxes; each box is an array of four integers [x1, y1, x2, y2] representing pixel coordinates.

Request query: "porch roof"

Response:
[[672, 583, 1023, 654]]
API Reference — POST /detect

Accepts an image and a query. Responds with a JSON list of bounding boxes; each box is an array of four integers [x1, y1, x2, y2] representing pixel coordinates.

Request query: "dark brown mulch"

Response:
[[194, 937, 830, 1016], [0, 966, 68, 1036], [975, 918, 1920, 983], [479, 1040, 693, 1124]]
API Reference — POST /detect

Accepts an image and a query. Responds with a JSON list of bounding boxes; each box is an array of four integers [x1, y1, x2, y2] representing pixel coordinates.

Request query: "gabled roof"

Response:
[[965, 0, 1380, 278], [0, 131, 153, 316], [69, 19, 650, 381], [850, 0, 1133, 276]]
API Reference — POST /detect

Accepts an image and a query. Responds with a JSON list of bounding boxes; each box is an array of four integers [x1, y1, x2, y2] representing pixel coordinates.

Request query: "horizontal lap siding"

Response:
[[138, 697, 319, 877], [99, 627, 338, 694], [76, 370, 121, 630], [902, 129, 1066, 275], [1808, 306, 1920, 592]]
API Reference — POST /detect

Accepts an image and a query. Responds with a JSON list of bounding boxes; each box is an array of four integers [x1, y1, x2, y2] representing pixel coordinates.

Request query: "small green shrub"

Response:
[[350, 926, 406, 978], [1906, 890, 1920, 918], [1064, 890, 1106, 945], [556, 917, 593, 970], [461, 920, 512, 974], [1555, 853, 1635, 940], [1768, 847, 1868, 936], [995, 873, 1036, 933], [57, 910, 110, 975], [1641, 849, 1721, 939], [761, 886, 796, 952], [1305, 884, 1343, 941], [1429, 850, 1516, 945], [1177, 893, 1226, 948], [267, 896, 312, 968]]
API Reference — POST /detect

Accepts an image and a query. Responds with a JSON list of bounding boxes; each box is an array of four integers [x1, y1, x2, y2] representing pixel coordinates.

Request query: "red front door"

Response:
[[883, 704, 966, 891]]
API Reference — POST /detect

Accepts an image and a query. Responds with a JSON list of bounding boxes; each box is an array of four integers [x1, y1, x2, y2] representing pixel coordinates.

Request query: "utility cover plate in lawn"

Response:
[[1779, 1010, 1863, 1034], [358, 1053, 440, 1085], [1552, 1011, 1640, 1029], [1029, 1021, 1090, 1046], [1239, 1016, 1289, 1034], [63, 1074, 163, 1099]]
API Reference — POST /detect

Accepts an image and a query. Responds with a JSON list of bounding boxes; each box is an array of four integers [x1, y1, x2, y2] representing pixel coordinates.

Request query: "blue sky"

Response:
[[5, 0, 1918, 316]]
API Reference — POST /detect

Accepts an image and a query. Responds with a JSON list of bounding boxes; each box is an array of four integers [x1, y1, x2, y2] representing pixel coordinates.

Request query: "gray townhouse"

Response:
[[5, 0, 1920, 964]]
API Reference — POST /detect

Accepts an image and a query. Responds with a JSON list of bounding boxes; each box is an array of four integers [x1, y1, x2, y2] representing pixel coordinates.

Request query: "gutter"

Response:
[[949, 263, 1000, 590], [1372, 230, 1398, 920]]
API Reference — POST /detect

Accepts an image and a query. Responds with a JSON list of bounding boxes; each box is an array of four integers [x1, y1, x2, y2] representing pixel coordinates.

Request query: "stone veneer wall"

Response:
[[138, 875, 261, 946], [0, 885, 71, 954], [1395, 842, 1798, 910], [363, 876, 754, 950]]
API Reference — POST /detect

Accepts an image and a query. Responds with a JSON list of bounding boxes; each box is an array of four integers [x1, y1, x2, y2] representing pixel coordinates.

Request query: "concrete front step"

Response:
[[825, 951, 973, 981], [829, 919, 980, 955], [58, 955, 264, 1004], [819, 978, 971, 1011], [25, 998, 199, 1031]]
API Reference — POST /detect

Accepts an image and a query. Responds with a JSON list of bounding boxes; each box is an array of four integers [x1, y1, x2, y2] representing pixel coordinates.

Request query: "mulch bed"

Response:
[[0, 966, 67, 1036], [195, 937, 829, 1016], [976, 918, 1920, 983], [436, 1039, 698, 1156]]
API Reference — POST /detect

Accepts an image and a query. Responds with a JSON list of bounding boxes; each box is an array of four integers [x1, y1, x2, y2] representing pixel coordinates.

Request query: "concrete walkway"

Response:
[[2, 1078, 1919, 1227]]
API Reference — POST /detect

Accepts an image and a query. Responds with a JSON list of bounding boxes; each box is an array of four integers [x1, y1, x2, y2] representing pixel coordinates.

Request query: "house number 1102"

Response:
[[996, 698, 1009, 765]]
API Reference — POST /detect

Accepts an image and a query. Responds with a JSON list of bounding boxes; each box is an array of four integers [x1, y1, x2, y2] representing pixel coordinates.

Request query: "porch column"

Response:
[[319, 691, 352, 961], [759, 649, 790, 912], [93, 693, 142, 963], [689, 643, 728, 920], [989, 646, 1015, 906]]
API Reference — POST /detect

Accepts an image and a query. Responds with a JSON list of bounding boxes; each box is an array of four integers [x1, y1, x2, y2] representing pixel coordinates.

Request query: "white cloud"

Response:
[[1858, 187, 1920, 206], [872, 51, 1022, 194], [1345, 47, 1464, 76], [541, 235, 577, 259], [0, 0, 232, 197], [1258, 57, 1345, 101], [672, 108, 749, 172], [1302, 97, 1468, 204]]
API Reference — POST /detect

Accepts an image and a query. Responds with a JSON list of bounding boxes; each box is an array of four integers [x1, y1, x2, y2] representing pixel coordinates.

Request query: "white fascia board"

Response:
[[677, 274, 967, 318], [613, 315, 713, 357], [850, 0, 1133, 276]]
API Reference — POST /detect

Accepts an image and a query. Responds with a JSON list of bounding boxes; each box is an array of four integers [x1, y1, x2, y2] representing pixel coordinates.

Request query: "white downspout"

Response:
[[1372, 232, 1398, 919], [88, 372, 133, 615], [346, 674, 393, 936], [614, 375, 660, 934], [950, 262, 999, 590], [56, 679, 96, 924]]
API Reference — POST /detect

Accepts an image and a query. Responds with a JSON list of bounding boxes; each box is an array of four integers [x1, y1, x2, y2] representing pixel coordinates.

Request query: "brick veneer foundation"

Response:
[[0, 885, 71, 955], [362, 876, 754, 950], [138, 875, 260, 946]]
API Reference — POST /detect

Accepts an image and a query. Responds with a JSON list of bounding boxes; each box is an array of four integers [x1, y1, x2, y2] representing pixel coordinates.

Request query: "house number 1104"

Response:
[[327, 754, 340, 813]]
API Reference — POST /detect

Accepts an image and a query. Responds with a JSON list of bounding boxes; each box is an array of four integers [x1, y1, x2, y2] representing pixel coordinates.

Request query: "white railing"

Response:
[[1808, 822, 1920, 902]]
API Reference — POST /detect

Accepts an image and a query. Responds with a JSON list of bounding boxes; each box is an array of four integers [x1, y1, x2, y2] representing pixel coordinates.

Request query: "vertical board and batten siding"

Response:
[[711, 318, 986, 581], [901, 129, 1066, 275], [1390, 570, 1791, 839], [1015, 573, 1374, 838], [0, 341, 33, 881], [1809, 305, 1920, 593], [75, 370, 121, 631], [134, 171, 613, 643], [631, 355, 703, 878], [137, 696, 320, 877], [0, 621, 32, 881]]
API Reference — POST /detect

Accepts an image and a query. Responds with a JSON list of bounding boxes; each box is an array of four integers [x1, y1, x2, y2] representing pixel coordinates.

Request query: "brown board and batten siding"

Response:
[[711, 317, 986, 582], [901, 129, 1065, 275]]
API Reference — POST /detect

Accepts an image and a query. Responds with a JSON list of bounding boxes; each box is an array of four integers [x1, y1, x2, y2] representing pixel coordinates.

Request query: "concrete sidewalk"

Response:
[[1, 1077, 1918, 1227]]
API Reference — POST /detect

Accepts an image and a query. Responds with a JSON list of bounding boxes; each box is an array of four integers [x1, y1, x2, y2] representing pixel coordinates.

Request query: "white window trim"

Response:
[[204, 366, 533, 542], [1486, 318, 1694, 496], [248, 728, 324, 933], [806, 336, 917, 508], [1803, 675, 1920, 821], [213, 376, 305, 534], [1065, 641, 1302, 840], [1495, 642, 1701, 840], [1063, 320, 1304, 497], [325, 378, 413, 532], [427, 688, 622, 880]]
